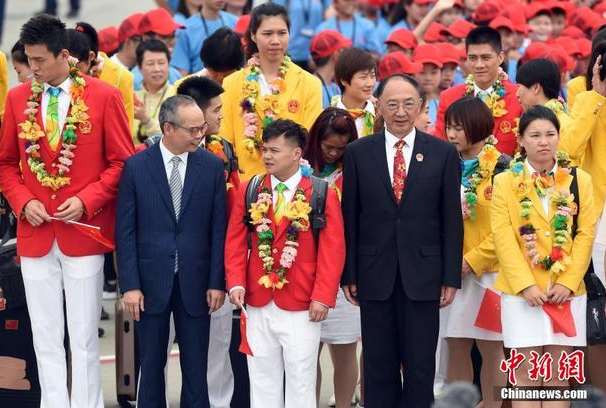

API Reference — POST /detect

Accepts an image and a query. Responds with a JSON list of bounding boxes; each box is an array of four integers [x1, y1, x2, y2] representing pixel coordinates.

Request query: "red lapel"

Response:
[[274, 176, 312, 242]]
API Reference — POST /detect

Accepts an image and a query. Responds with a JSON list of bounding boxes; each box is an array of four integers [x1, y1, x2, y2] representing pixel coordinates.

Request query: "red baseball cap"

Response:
[[412, 44, 444, 68], [489, 16, 515, 32], [504, 5, 532, 33], [310, 30, 352, 59], [520, 42, 550, 64], [234, 14, 250, 34], [526, 3, 552, 21], [424, 22, 445, 43], [139, 8, 185, 36], [576, 38, 591, 58], [594, 1, 606, 17], [436, 42, 461, 65], [472, 1, 501, 24], [552, 36, 582, 58], [98, 26, 120, 55], [549, 0, 575, 16], [359, 0, 384, 7], [569, 7, 603, 32], [385, 28, 418, 50], [559, 25, 586, 39], [545, 44, 576, 72], [378, 52, 423, 80], [118, 13, 144, 44], [441, 19, 477, 39]]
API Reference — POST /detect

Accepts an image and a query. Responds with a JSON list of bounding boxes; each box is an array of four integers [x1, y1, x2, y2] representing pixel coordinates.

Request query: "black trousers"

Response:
[[45, 0, 79, 13], [360, 273, 440, 408]]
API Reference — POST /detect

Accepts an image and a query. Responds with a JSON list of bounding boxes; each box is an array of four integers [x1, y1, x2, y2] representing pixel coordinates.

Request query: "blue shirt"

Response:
[[390, 20, 413, 32], [428, 97, 439, 126], [274, 0, 327, 62], [315, 15, 382, 54], [174, 12, 189, 25], [171, 11, 238, 74], [132, 66, 182, 91], [168, 0, 179, 11], [507, 59, 518, 83], [373, 16, 393, 55], [316, 74, 341, 108]]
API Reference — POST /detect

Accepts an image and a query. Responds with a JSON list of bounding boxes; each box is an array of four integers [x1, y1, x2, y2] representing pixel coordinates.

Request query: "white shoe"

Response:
[[328, 395, 336, 407], [355, 403, 364, 408]]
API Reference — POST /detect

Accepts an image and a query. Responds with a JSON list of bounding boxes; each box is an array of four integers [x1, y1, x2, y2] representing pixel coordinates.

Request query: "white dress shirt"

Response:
[[41, 77, 72, 135], [270, 169, 302, 208], [159, 138, 189, 187], [474, 83, 494, 97], [385, 127, 416, 183], [525, 159, 557, 215], [110, 53, 127, 69], [334, 96, 375, 138]]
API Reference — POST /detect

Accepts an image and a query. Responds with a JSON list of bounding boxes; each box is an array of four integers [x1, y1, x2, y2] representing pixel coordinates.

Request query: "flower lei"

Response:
[[511, 151, 576, 275], [89, 54, 105, 78], [544, 98, 566, 116], [461, 135, 500, 220], [18, 57, 91, 191], [465, 70, 507, 118], [206, 135, 228, 164], [240, 54, 291, 155], [249, 178, 312, 290]]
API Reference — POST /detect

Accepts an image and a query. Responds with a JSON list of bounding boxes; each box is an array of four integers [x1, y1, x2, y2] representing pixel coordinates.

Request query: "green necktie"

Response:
[[46, 87, 61, 151], [274, 183, 288, 223]]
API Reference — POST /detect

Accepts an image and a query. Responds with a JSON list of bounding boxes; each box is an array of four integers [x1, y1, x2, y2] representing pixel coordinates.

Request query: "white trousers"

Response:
[[208, 301, 234, 408], [21, 240, 104, 408], [247, 301, 320, 408]]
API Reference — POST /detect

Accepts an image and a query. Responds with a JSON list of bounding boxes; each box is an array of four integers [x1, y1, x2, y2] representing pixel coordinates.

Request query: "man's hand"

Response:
[[229, 288, 246, 309], [521, 285, 548, 307], [439, 286, 457, 308], [433, 0, 456, 13], [342, 284, 359, 306], [309, 301, 329, 322], [547, 284, 572, 305], [134, 99, 151, 123], [23, 199, 51, 226], [592, 55, 606, 97], [461, 259, 474, 279], [207, 289, 226, 314], [54, 196, 85, 222], [123, 289, 145, 321]]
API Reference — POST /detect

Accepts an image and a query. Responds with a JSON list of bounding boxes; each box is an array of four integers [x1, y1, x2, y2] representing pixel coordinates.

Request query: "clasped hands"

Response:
[[23, 196, 84, 227], [521, 284, 572, 307]]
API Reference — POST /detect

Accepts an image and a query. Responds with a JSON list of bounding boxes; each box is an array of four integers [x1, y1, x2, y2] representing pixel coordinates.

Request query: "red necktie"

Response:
[[393, 139, 407, 203]]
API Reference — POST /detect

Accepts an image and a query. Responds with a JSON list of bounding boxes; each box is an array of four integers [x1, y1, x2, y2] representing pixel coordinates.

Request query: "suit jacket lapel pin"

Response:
[[287, 99, 299, 113], [416, 153, 424, 162]]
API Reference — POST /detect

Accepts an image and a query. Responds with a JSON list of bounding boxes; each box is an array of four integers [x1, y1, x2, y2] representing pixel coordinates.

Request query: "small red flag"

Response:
[[474, 288, 502, 333], [543, 301, 577, 337], [238, 308, 253, 356], [71, 222, 115, 250]]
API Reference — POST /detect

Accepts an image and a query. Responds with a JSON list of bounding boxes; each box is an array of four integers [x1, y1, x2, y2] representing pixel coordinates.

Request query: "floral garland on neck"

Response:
[[206, 135, 228, 163], [240, 54, 291, 155], [18, 57, 91, 191], [461, 135, 500, 220], [544, 98, 566, 116], [89, 54, 105, 78], [249, 174, 312, 290], [511, 151, 576, 275], [464, 69, 507, 118]]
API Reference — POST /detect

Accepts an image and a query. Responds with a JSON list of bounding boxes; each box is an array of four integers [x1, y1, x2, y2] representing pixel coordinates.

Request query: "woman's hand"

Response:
[[547, 284, 572, 305], [521, 285, 548, 307]]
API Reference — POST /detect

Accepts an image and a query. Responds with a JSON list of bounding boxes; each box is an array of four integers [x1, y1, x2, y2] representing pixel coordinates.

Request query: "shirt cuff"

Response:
[[229, 286, 245, 294], [312, 300, 330, 309]]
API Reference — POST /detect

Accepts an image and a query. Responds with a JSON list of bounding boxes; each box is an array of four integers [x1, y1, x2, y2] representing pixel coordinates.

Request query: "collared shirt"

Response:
[[314, 15, 382, 54], [135, 81, 174, 139], [525, 159, 558, 215], [334, 96, 375, 138], [474, 83, 494, 97], [110, 53, 128, 69], [270, 168, 302, 208], [41, 77, 72, 134], [159, 137, 189, 187], [132, 65, 182, 91], [385, 127, 416, 182]]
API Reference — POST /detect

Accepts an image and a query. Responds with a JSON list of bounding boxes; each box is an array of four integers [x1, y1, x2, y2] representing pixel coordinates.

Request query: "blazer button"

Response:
[[51, 163, 56, 167], [544, 231, 550, 237], [51, 194, 57, 200], [272, 248, 278, 254]]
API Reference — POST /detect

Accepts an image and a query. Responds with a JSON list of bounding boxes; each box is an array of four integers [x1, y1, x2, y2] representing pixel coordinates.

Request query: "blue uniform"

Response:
[[132, 65, 182, 91], [373, 16, 393, 55], [171, 11, 238, 74], [390, 19, 413, 32], [427, 97, 439, 125], [316, 73, 341, 108], [315, 15, 382, 54], [274, 0, 328, 62]]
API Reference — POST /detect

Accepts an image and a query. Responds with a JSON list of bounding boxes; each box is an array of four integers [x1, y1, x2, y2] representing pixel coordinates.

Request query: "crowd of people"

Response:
[[2, 0, 606, 407]]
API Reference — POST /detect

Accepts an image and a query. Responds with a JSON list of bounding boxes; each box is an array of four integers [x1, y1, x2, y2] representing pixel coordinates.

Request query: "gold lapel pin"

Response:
[[416, 153, 424, 162]]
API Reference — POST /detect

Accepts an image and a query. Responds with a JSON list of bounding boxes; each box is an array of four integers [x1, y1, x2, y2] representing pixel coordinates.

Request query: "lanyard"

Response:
[[200, 12, 227, 37], [315, 73, 331, 105], [285, 0, 314, 25], [336, 17, 356, 43]]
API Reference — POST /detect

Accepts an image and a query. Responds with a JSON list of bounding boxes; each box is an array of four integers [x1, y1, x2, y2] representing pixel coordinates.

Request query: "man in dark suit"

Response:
[[341, 74, 463, 408], [116, 94, 227, 408]]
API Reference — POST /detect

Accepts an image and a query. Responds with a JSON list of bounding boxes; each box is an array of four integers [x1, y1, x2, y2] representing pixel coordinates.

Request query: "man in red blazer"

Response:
[[0, 16, 133, 408], [226, 119, 345, 408], [434, 26, 523, 156]]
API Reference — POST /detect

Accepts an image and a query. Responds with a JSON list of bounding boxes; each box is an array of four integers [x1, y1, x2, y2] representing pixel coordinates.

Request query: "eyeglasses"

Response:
[[384, 100, 420, 112], [169, 122, 209, 137]]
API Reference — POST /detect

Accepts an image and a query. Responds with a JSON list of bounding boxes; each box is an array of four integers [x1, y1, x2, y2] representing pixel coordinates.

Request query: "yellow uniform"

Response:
[[491, 167, 595, 296], [97, 52, 135, 131], [219, 63, 322, 180], [0, 50, 8, 119], [566, 75, 586, 111], [133, 81, 174, 144]]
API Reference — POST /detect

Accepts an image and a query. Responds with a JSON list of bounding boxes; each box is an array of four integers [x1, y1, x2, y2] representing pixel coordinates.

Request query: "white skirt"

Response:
[[442, 272, 503, 341], [321, 289, 361, 344], [501, 293, 587, 348]]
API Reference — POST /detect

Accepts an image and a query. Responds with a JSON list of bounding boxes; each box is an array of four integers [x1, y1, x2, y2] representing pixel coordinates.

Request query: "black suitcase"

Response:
[[115, 298, 139, 407]]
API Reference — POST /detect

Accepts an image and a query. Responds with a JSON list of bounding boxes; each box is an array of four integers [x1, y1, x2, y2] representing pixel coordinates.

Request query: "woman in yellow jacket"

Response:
[[491, 106, 595, 406], [442, 97, 508, 408], [219, 3, 322, 181]]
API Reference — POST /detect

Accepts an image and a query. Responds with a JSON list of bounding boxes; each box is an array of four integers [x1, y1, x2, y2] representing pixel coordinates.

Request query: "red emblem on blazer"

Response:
[[500, 120, 512, 134], [5, 319, 18, 330], [484, 186, 493, 200], [287, 99, 299, 113]]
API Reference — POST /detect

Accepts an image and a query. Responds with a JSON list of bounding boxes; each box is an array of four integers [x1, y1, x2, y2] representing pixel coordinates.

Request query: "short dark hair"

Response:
[[445, 97, 494, 145], [11, 41, 28, 65], [159, 94, 198, 132], [20, 14, 68, 57], [516, 58, 560, 100], [176, 76, 224, 111], [518, 105, 560, 136], [586, 40, 606, 89], [466, 26, 502, 54], [304, 108, 357, 172], [200, 27, 245, 73], [376, 73, 421, 98], [246, 3, 290, 57], [313, 55, 331, 67], [136, 39, 171, 67], [334, 47, 376, 93], [66, 28, 93, 63], [262, 119, 307, 149], [75, 22, 99, 55]]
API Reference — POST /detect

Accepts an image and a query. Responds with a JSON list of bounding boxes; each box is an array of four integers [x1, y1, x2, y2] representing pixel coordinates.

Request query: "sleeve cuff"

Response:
[[229, 285, 245, 295]]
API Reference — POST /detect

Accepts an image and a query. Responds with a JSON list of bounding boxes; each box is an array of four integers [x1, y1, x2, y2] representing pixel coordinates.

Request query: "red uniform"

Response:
[[434, 81, 522, 156], [0, 76, 134, 257], [225, 175, 345, 311]]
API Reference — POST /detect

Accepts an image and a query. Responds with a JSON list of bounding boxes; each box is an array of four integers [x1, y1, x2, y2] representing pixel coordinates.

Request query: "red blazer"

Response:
[[225, 175, 345, 311], [0, 76, 134, 257], [434, 81, 523, 156]]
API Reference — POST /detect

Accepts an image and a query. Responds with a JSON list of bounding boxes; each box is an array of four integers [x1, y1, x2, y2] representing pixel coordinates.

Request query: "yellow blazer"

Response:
[[98, 52, 135, 130], [0, 50, 8, 119], [558, 90, 606, 212], [219, 63, 322, 181], [566, 75, 586, 111], [491, 168, 595, 296], [463, 159, 503, 276]]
